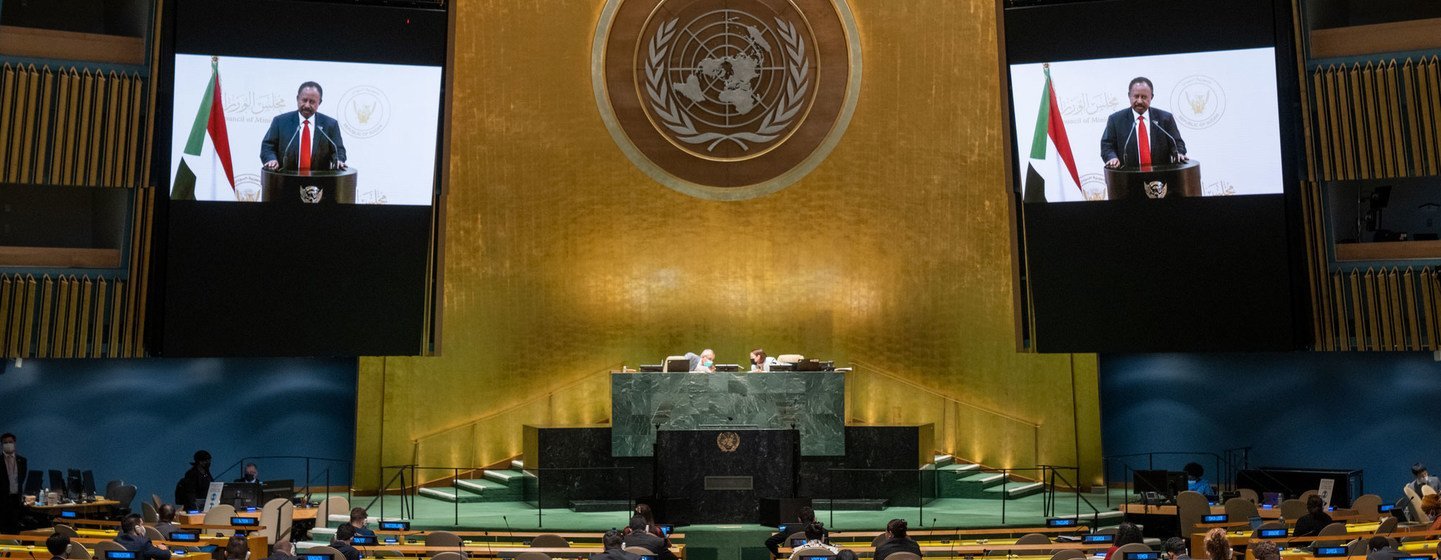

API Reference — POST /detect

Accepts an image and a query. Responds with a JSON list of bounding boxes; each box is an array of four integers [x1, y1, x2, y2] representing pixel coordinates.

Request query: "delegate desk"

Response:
[[825, 527, 1089, 545], [1120, 503, 1284, 537], [3, 531, 270, 560], [777, 543, 1114, 557], [1189, 516, 1377, 555], [25, 499, 122, 515], [177, 507, 317, 525], [371, 531, 687, 545], [300, 544, 687, 559]]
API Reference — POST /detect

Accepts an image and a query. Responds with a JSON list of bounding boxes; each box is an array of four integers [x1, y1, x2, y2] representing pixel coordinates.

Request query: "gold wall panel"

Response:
[[355, 0, 1102, 490]]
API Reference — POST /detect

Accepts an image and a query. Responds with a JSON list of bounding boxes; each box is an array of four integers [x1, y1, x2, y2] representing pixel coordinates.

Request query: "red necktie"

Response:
[[1137, 115, 1151, 168], [300, 119, 312, 171]]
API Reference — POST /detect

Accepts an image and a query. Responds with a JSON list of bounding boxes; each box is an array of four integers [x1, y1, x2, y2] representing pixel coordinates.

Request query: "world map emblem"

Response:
[[594, 0, 861, 200]]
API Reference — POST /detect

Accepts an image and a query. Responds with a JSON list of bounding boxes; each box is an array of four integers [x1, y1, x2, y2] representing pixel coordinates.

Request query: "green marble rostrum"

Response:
[[610, 372, 846, 457]]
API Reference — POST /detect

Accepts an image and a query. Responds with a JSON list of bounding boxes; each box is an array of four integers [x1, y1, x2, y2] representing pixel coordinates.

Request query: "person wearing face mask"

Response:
[[691, 349, 716, 373], [115, 513, 171, 560], [348, 507, 375, 537], [1, 433, 27, 534], [174, 450, 213, 511], [235, 463, 261, 484]]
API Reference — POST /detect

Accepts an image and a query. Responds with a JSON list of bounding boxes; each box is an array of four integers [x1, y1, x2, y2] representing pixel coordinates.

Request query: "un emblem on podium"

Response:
[[594, 0, 861, 200], [716, 431, 741, 453]]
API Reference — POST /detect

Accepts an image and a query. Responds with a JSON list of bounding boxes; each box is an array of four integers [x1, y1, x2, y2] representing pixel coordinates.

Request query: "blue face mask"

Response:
[[703, 360, 714, 367]]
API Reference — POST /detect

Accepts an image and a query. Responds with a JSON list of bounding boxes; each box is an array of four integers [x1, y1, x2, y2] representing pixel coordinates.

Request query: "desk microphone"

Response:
[[1152, 120, 1185, 162], [315, 125, 344, 169], [280, 123, 303, 170], [1118, 121, 1137, 167], [502, 515, 514, 545]]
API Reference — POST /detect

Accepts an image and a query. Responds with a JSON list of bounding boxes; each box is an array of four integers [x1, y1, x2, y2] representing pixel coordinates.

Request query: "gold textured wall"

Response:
[[353, 0, 1103, 491]]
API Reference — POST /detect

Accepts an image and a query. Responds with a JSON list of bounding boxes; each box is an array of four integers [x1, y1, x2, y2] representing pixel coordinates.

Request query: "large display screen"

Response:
[[1009, 48, 1283, 202], [1005, 0, 1306, 353], [168, 54, 442, 205]]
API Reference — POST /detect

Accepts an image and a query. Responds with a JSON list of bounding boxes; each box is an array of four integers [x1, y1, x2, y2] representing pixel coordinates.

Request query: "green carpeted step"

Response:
[[938, 463, 980, 473], [483, 469, 527, 485], [933, 454, 955, 468], [983, 481, 1046, 499], [416, 486, 485, 503], [938, 469, 1009, 499], [455, 477, 522, 502]]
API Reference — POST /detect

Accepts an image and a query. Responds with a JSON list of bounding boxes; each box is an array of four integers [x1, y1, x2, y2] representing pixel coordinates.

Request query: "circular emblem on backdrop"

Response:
[[1170, 75, 1226, 130], [716, 431, 741, 452], [338, 85, 391, 139], [593, 0, 862, 200]]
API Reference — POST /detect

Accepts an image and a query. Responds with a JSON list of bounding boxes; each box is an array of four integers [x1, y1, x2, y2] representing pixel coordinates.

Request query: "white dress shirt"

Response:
[[295, 113, 318, 161]]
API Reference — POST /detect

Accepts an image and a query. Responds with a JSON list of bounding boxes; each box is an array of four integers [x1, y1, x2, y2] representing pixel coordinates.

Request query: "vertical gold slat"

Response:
[[33, 68, 54, 184], [0, 277, 13, 357], [63, 68, 83, 185], [124, 73, 142, 187], [1423, 269, 1438, 350], [92, 278, 108, 358], [51, 69, 72, 183], [1376, 268, 1393, 351], [1426, 57, 1441, 175], [1404, 269, 1421, 351], [108, 281, 125, 358], [1325, 65, 1348, 179], [0, 65, 15, 175], [1302, 181, 1330, 349], [53, 277, 72, 359], [16, 65, 39, 184], [6, 65, 32, 184], [1403, 60, 1424, 176], [1388, 269, 1404, 350], [19, 276, 37, 357], [1330, 273, 1345, 350], [1358, 63, 1381, 179], [1313, 69, 1333, 180], [36, 276, 55, 357], [76, 276, 93, 358], [1364, 269, 1381, 351], [130, 187, 155, 357], [116, 74, 136, 187], [1349, 270, 1364, 349], [103, 71, 123, 186], [87, 71, 109, 187], [1383, 61, 1404, 178], [75, 70, 95, 186]]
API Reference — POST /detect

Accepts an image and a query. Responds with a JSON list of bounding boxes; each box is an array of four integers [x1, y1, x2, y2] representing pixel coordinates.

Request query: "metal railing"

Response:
[[213, 455, 352, 505], [377, 464, 636, 528], [1103, 451, 1224, 507]]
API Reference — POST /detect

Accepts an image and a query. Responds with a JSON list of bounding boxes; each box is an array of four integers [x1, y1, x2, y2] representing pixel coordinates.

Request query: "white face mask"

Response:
[[1, 443, 13, 454]]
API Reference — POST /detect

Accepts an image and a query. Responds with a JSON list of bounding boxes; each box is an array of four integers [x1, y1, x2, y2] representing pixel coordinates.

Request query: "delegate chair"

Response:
[[1050, 551, 1086, 560], [305, 545, 345, 560], [151, 495, 165, 510], [1351, 494, 1383, 522], [1114, 544, 1153, 557], [1225, 496, 1260, 522], [1252, 520, 1285, 539], [144, 527, 165, 542], [67, 542, 92, 560], [1299, 490, 1318, 504], [111, 484, 138, 516], [515, 553, 551, 560], [1237, 488, 1259, 504], [530, 535, 568, 548], [105, 480, 124, 497], [1279, 499, 1307, 521], [142, 502, 159, 524], [1177, 491, 1210, 540], [625, 548, 653, 556], [870, 534, 889, 547], [888, 554, 922, 560], [260, 498, 294, 543], [204, 504, 237, 536], [431, 554, 466, 560], [317, 496, 350, 528], [53, 525, 79, 538], [1377, 516, 1398, 534], [796, 550, 837, 558], [1309, 522, 1349, 548], [1015, 534, 1051, 545], [92, 542, 125, 557], [425, 531, 463, 548]]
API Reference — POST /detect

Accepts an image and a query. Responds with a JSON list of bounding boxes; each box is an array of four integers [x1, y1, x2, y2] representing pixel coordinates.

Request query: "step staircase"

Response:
[[934, 454, 1047, 500], [416, 459, 529, 504]]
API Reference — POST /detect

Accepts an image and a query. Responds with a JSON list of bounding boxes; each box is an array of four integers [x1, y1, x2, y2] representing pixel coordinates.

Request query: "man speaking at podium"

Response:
[[261, 81, 348, 172], [1101, 77, 1187, 169]]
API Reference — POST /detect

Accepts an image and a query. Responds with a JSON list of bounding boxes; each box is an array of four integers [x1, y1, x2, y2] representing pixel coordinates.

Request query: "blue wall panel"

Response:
[[0, 357, 357, 507], [1101, 352, 1441, 504]]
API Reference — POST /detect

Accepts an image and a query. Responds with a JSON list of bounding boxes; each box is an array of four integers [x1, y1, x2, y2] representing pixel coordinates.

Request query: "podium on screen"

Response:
[[260, 168, 358, 204], [1103, 160, 1202, 200]]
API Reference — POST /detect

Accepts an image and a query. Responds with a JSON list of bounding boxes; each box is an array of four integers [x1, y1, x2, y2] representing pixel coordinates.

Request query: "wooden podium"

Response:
[[1103, 160, 1202, 200], [260, 168, 358, 204]]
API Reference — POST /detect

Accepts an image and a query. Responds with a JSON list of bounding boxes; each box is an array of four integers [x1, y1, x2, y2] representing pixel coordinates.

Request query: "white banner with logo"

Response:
[[171, 54, 443, 205], [1010, 47, 1283, 202]]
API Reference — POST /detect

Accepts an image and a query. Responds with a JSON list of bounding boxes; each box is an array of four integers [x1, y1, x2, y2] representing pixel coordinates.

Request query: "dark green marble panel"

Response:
[[611, 372, 845, 457]]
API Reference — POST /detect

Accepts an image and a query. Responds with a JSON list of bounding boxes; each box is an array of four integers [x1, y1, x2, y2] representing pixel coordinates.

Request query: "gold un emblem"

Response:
[[593, 0, 862, 200]]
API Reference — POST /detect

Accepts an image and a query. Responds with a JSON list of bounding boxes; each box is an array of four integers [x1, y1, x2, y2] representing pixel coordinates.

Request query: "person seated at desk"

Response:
[[692, 349, 716, 373], [766, 506, 826, 557], [1104, 523, 1144, 560], [625, 504, 667, 541], [1183, 462, 1215, 500], [750, 349, 779, 372], [593, 530, 641, 560], [788, 523, 839, 560], [1162, 538, 1189, 560], [235, 463, 261, 484], [1292, 495, 1333, 537], [1249, 541, 1280, 560], [348, 507, 376, 537], [221, 535, 248, 560], [1367, 536, 1404, 560], [623, 515, 676, 560], [268, 540, 296, 560], [47, 532, 70, 560], [330, 523, 362, 560], [174, 450, 213, 511], [1202, 528, 1231, 560], [153, 504, 181, 539], [874, 519, 921, 560], [1421, 494, 1441, 531], [115, 513, 171, 560]]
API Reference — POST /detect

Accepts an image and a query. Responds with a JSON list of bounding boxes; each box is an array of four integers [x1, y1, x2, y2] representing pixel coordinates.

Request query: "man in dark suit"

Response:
[[1100, 77, 1188, 169], [623, 515, 676, 560], [592, 530, 641, 560], [329, 521, 362, 560], [174, 450, 212, 511], [267, 540, 296, 560], [260, 81, 348, 172], [47, 532, 70, 560], [115, 513, 172, 560], [1, 432, 27, 534]]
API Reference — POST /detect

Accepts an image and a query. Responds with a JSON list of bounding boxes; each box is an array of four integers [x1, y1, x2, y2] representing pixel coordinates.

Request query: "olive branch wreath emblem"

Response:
[[643, 16, 811, 152]]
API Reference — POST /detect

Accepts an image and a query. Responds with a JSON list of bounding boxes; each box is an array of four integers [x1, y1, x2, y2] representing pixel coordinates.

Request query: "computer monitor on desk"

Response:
[[221, 483, 262, 508], [1133, 470, 1186, 501], [261, 479, 294, 503]]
